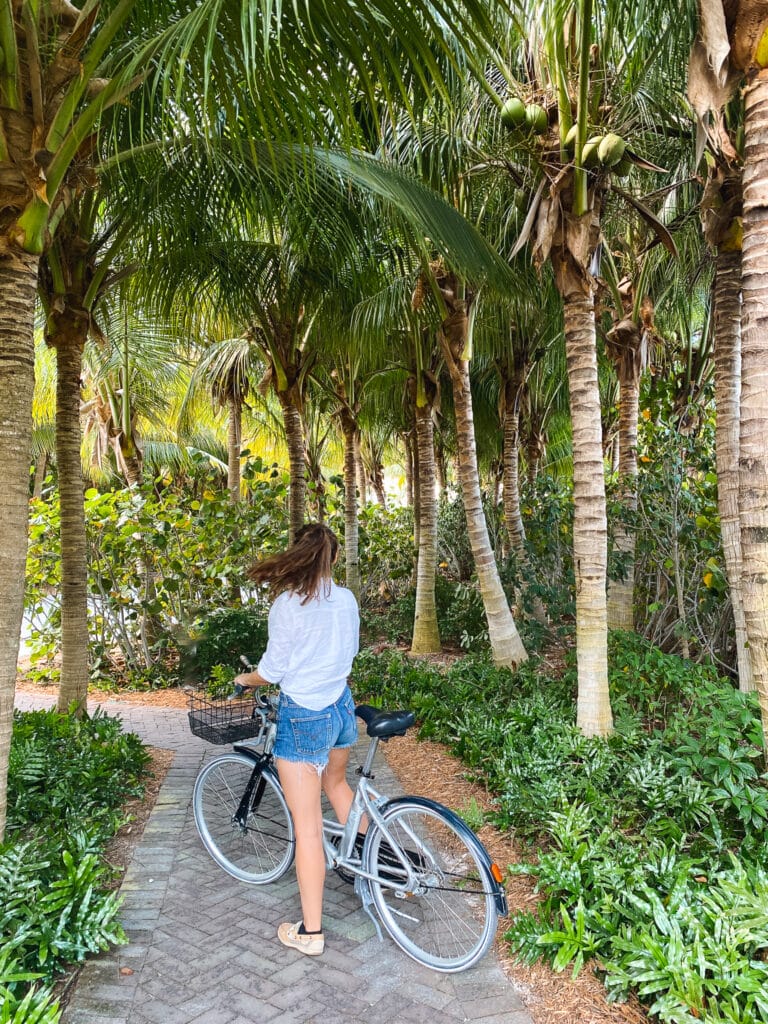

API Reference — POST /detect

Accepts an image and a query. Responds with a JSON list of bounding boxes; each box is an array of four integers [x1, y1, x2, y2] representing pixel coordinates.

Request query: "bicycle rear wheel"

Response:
[[193, 752, 294, 883], [364, 799, 498, 972]]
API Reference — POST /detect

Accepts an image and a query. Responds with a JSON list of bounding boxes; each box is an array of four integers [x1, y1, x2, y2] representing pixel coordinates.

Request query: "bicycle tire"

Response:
[[363, 798, 499, 972], [193, 752, 294, 884]]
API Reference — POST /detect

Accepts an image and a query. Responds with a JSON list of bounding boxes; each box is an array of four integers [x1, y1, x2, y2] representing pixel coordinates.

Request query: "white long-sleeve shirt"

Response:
[[257, 581, 359, 710]]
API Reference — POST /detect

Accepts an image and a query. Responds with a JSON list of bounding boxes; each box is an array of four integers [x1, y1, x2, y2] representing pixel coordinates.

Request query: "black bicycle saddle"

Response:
[[355, 704, 415, 738]]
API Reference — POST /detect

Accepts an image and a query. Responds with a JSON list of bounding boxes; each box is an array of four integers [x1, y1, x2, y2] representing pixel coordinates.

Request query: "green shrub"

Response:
[[25, 458, 286, 682], [180, 607, 269, 686], [353, 635, 768, 1022], [2, 708, 150, 1019]]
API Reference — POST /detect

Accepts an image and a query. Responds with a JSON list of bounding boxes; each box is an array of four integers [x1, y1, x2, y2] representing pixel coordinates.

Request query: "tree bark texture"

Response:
[[0, 251, 39, 841], [440, 305, 528, 669], [502, 374, 527, 560], [370, 457, 387, 507], [403, 431, 414, 508], [411, 400, 441, 654], [277, 389, 306, 545], [715, 246, 754, 691], [54, 323, 90, 714], [739, 72, 768, 738], [227, 394, 242, 501], [341, 418, 361, 600], [354, 430, 367, 507], [557, 270, 613, 736], [605, 318, 643, 633], [411, 424, 421, 558], [33, 453, 47, 498]]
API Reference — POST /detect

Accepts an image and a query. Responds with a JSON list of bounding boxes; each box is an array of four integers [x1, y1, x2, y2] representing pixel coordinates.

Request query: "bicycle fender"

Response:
[[232, 745, 277, 779], [378, 795, 508, 917]]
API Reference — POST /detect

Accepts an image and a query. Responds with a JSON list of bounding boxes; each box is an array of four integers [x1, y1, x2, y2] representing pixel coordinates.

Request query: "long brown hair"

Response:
[[247, 523, 339, 603]]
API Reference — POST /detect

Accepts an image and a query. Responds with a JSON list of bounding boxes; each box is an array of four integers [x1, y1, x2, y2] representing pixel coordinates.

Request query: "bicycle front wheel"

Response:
[[364, 799, 499, 972], [193, 753, 294, 884]]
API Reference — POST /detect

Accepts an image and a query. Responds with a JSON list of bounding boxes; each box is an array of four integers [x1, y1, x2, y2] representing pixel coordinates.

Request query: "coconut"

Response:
[[513, 188, 527, 211], [582, 135, 603, 168], [525, 103, 548, 135], [597, 133, 626, 167], [500, 97, 527, 130], [564, 124, 579, 153]]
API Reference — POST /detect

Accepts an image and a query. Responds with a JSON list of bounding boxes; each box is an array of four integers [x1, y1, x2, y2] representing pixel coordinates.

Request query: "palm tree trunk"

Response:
[[277, 389, 306, 544], [354, 429, 367, 506], [341, 420, 361, 600], [54, 325, 90, 715], [714, 246, 753, 691], [0, 251, 40, 842], [227, 393, 242, 501], [33, 453, 47, 498], [502, 376, 527, 559], [371, 458, 387, 507], [403, 431, 414, 508], [526, 428, 543, 490], [558, 273, 613, 737], [606, 336, 641, 632], [440, 323, 528, 669], [739, 75, 768, 739], [435, 434, 447, 495], [412, 420, 421, 564], [411, 401, 441, 653]]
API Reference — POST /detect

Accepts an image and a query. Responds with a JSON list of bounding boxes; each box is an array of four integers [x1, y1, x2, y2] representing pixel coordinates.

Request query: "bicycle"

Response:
[[188, 674, 508, 973]]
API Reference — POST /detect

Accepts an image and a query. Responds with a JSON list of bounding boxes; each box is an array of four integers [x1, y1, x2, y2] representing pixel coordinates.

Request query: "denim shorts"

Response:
[[273, 687, 358, 767]]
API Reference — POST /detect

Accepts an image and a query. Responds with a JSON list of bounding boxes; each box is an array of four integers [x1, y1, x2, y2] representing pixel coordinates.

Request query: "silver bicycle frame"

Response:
[[321, 736, 428, 891]]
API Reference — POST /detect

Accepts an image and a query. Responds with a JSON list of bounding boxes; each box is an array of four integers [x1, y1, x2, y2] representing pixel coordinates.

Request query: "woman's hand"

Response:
[[233, 670, 267, 689]]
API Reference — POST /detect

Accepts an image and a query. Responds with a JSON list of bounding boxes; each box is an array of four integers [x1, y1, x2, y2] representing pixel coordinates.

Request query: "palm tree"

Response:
[[492, 0, 694, 734], [0, 0, 180, 836], [689, 2, 768, 729], [0, 0, 518, 840], [423, 265, 528, 668], [706, 163, 751, 688]]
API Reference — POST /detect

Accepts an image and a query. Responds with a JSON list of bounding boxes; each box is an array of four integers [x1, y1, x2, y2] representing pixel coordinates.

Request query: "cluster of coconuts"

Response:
[[500, 96, 633, 177], [500, 97, 548, 135], [563, 125, 632, 176]]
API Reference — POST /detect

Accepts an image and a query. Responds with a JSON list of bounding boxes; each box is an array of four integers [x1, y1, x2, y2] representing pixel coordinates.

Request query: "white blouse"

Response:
[[257, 580, 360, 710]]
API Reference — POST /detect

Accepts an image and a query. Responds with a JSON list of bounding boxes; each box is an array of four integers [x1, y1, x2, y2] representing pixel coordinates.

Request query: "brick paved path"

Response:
[[15, 692, 532, 1024]]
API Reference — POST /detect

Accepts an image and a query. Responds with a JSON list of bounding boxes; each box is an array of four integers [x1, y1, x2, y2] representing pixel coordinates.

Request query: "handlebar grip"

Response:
[[228, 683, 247, 700]]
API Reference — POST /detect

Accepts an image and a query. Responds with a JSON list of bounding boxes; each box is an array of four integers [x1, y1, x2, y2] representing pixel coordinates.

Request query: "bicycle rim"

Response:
[[193, 753, 294, 884], [365, 801, 498, 972]]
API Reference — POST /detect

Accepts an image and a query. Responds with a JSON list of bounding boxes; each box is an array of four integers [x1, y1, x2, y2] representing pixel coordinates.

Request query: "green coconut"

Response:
[[597, 133, 627, 167], [513, 188, 528, 211], [582, 135, 603, 168], [564, 124, 579, 152], [500, 97, 527, 130], [525, 103, 548, 134]]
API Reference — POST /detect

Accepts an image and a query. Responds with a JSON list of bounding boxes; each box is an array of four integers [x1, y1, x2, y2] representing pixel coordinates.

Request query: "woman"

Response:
[[234, 522, 359, 957]]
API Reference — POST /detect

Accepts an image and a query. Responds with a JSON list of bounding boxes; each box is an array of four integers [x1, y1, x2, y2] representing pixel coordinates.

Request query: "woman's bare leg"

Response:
[[322, 746, 368, 833], [321, 746, 354, 822], [276, 758, 325, 932]]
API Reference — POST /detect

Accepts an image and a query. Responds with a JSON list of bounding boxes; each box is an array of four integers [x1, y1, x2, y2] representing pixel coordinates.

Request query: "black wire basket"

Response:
[[187, 693, 265, 745]]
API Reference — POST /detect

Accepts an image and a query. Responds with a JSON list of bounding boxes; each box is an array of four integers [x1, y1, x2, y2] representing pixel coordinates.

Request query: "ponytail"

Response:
[[247, 523, 339, 603]]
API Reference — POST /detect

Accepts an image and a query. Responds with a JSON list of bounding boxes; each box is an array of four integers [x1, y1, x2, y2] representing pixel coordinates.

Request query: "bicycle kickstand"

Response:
[[354, 876, 383, 942]]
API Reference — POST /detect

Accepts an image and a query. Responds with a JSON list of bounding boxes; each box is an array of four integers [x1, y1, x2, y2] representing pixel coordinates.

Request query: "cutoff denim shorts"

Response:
[[273, 686, 358, 767]]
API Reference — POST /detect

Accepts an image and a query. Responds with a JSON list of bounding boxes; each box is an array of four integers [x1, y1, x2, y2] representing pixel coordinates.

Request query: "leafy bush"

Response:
[[180, 607, 269, 686], [352, 636, 768, 1022], [25, 458, 286, 682], [1, 708, 150, 1021]]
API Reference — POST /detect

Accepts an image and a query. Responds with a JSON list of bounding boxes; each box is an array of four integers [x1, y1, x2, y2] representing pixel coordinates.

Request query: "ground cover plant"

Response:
[[352, 636, 768, 1023], [0, 709, 150, 1023]]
